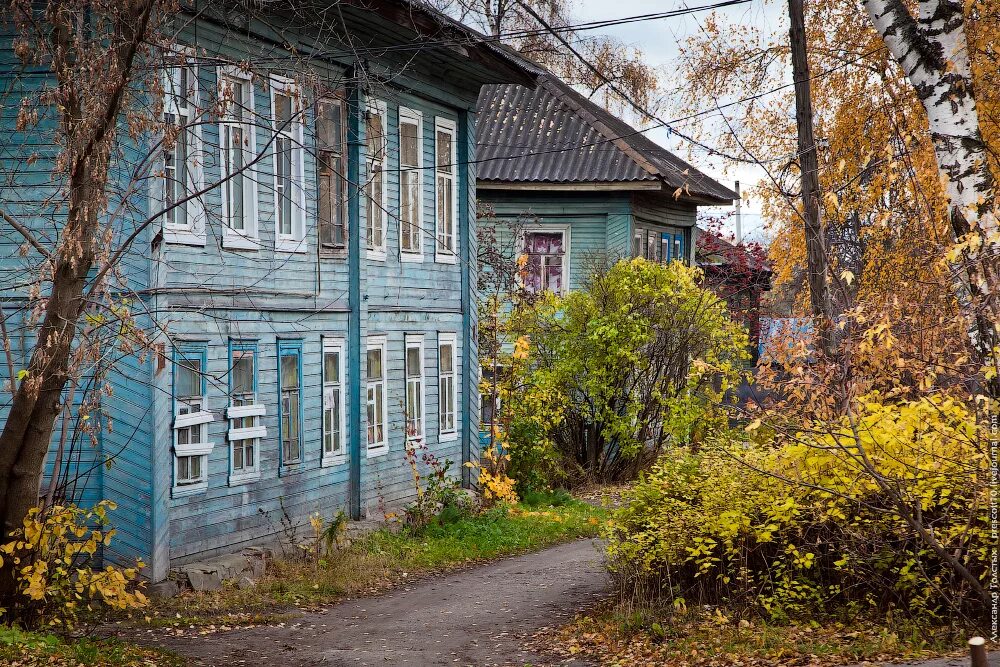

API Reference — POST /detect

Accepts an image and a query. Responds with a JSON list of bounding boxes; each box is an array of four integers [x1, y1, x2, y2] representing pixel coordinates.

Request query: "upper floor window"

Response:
[[278, 341, 303, 465], [317, 95, 347, 253], [161, 52, 205, 245], [366, 337, 387, 454], [322, 338, 346, 466], [271, 76, 306, 253], [434, 118, 457, 263], [523, 229, 568, 294], [366, 101, 388, 259], [399, 108, 423, 261], [172, 345, 213, 495], [228, 344, 265, 485], [218, 67, 258, 248], [438, 333, 457, 439], [405, 335, 425, 443]]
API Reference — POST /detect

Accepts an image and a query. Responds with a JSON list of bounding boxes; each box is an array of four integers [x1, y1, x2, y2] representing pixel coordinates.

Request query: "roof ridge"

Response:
[[537, 75, 664, 185]]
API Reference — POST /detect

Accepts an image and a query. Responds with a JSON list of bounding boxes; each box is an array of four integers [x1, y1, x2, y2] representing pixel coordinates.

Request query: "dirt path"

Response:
[[146, 538, 608, 667]]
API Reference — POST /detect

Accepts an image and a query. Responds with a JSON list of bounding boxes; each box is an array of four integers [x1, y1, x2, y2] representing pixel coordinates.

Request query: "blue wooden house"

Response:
[[476, 73, 737, 293], [0, 1, 534, 581]]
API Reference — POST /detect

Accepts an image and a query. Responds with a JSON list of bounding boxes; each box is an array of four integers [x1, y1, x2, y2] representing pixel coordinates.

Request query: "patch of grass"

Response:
[[520, 487, 574, 507], [139, 499, 607, 628], [536, 604, 970, 666], [0, 625, 181, 666]]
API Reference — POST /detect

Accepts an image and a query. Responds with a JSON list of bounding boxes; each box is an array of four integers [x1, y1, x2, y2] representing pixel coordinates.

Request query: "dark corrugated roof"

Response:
[[476, 73, 737, 203]]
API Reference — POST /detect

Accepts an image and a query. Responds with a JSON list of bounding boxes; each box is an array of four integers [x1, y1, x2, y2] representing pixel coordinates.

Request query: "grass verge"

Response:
[[536, 603, 970, 666], [139, 494, 607, 628], [0, 625, 182, 666]]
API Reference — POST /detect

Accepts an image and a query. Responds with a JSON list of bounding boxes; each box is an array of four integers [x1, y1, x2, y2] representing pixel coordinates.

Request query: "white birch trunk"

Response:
[[865, 0, 999, 372]]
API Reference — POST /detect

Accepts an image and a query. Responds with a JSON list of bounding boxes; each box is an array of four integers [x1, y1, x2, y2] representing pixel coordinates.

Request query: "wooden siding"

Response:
[[479, 191, 634, 291], [629, 192, 699, 264], [1, 28, 157, 573], [1, 9, 489, 579]]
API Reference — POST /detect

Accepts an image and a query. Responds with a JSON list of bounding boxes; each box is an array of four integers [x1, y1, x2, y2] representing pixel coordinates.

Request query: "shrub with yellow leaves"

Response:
[[0, 501, 147, 628], [608, 396, 987, 625], [467, 444, 519, 507]]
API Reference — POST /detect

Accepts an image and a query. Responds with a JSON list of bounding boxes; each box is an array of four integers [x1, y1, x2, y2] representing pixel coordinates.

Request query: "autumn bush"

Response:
[[0, 501, 147, 628], [491, 258, 749, 488], [607, 395, 987, 625]]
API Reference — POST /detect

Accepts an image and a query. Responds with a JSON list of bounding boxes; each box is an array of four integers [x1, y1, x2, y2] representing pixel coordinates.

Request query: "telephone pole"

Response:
[[788, 0, 836, 355]]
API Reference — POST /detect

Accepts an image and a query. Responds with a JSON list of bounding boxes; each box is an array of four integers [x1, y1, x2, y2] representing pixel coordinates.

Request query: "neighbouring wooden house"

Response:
[[0, 1, 534, 581], [696, 231, 772, 363], [475, 72, 737, 293]]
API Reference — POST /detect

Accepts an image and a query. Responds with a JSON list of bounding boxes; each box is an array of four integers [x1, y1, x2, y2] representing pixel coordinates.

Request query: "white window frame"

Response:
[[434, 118, 458, 264], [172, 349, 214, 497], [227, 346, 265, 486], [160, 47, 206, 247], [520, 225, 571, 295], [398, 107, 424, 262], [218, 65, 259, 250], [366, 336, 388, 457], [270, 75, 307, 254], [322, 337, 347, 467], [438, 332, 458, 441], [366, 99, 388, 261], [404, 334, 426, 445]]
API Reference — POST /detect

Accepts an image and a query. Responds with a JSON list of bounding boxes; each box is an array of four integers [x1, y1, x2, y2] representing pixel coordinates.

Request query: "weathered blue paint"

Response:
[[0, 4, 532, 580], [478, 189, 698, 292]]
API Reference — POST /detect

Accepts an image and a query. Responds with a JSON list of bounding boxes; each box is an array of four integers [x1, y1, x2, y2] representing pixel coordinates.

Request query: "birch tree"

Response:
[[864, 0, 1000, 378]]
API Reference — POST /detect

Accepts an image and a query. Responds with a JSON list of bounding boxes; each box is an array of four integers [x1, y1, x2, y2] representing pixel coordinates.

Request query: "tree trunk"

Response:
[[788, 0, 839, 357], [0, 0, 157, 607], [864, 0, 1000, 386]]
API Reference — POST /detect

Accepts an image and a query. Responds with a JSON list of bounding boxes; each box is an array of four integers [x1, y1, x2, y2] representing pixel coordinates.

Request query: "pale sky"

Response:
[[573, 0, 787, 243]]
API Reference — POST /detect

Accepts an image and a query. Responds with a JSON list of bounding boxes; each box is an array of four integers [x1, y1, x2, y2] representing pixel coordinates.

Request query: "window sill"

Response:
[[400, 252, 424, 264], [278, 462, 304, 476], [172, 481, 208, 498], [228, 470, 261, 486], [366, 249, 387, 262], [321, 454, 348, 468], [366, 445, 389, 459], [319, 245, 348, 260], [434, 252, 457, 264], [439, 431, 459, 442], [275, 237, 308, 254], [223, 233, 261, 251], [164, 229, 206, 247]]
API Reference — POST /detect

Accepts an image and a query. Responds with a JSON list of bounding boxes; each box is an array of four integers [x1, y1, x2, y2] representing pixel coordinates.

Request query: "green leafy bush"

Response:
[[607, 396, 987, 624], [495, 259, 749, 486]]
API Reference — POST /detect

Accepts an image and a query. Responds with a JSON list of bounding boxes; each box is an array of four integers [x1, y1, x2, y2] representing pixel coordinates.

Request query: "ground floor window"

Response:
[[367, 337, 387, 453], [228, 343, 265, 484], [172, 345, 213, 495], [323, 338, 346, 465], [405, 335, 425, 443], [278, 341, 303, 465], [438, 333, 457, 439]]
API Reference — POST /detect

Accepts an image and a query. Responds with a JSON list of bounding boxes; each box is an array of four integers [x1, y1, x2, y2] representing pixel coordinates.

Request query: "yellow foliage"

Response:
[[608, 397, 987, 621], [467, 445, 519, 507], [0, 502, 147, 627]]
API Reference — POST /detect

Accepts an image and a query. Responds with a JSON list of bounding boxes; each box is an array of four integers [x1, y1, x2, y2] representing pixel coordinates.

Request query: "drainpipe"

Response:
[[459, 109, 474, 489], [347, 68, 363, 520]]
